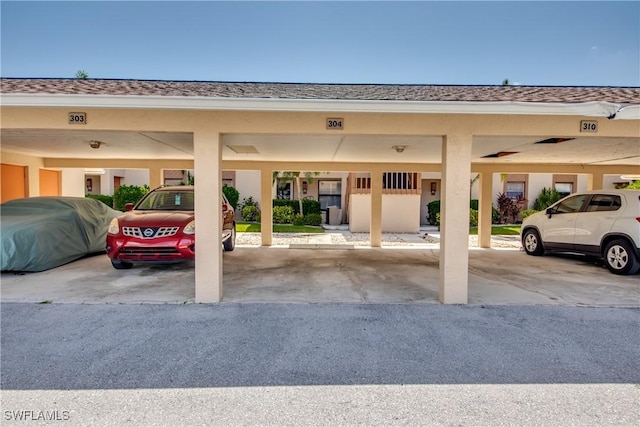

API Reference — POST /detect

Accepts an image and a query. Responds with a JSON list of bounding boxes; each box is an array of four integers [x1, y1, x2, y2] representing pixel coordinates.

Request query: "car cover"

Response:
[[1, 197, 121, 272]]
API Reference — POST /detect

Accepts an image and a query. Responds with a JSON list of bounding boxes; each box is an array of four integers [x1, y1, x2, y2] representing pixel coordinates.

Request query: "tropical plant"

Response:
[[75, 69, 89, 79], [222, 184, 239, 210], [273, 205, 294, 224], [239, 196, 260, 221], [242, 206, 260, 222], [496, 192, 524, 224], [113, 184, 149, 210], [533, 187, 562, 211]]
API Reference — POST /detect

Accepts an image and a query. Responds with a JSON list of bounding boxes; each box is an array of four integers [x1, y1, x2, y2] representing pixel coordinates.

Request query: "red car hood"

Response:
[[117, 210, 194, 227]]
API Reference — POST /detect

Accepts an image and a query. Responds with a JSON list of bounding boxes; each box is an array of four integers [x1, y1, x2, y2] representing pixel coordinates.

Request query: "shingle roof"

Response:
[[1, 78, 639, 104]]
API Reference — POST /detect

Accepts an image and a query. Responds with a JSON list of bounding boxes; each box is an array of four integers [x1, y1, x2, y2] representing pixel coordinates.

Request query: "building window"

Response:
[[555, 182, 573, 198], [506, 181, 525, 199], [276, 180, 292, 200], [318, 180, 341, 209]]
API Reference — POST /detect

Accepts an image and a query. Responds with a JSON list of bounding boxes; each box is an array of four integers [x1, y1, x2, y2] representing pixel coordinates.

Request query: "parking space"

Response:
[[1, 245, 637, 307]]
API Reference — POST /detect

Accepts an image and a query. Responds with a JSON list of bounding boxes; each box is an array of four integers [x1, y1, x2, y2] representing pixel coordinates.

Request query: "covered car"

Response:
[[1, 196, 121, 272]]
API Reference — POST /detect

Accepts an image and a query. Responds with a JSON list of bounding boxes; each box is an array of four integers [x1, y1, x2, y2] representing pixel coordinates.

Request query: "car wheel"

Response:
[[223, 225, 236, 252], [604, 239, 640, 275], [522, 229, 544, 256], [111, 259, 133, 270]]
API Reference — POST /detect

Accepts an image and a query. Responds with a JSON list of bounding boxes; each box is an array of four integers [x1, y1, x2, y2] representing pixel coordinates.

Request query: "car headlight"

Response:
[[108, 218, 119, 235], [183, 220, 195, 235]]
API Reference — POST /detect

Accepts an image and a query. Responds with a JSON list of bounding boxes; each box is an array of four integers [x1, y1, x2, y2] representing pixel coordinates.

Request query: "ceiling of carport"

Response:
[[1, 129, 638, 166]]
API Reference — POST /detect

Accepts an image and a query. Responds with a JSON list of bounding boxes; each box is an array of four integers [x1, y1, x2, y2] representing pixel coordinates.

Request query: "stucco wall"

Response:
[[349, 194, 420, 233], [61, 168, 87, 197]]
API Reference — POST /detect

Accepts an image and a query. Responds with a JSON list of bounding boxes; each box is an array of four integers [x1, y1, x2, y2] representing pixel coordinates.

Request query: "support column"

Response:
[[260, 168, 273, 246], [370, 171, 383, 247], [478, 172, 493, 248], [439, 134, 472, 304], [587, 172, 604, 190], [194, 130, 222, 303], [149, 167, 162, 189]]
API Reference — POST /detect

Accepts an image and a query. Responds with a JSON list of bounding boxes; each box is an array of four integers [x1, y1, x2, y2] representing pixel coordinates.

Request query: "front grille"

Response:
[[119, 247, 180, 255], [122, 226, 180, 239]]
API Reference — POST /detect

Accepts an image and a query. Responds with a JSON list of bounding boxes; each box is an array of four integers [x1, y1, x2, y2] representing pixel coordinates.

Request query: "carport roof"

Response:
[[2, 78, 639, 103]]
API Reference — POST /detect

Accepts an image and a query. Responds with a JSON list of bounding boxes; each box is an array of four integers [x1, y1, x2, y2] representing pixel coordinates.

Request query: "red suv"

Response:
[[106, 186, 235, 269]]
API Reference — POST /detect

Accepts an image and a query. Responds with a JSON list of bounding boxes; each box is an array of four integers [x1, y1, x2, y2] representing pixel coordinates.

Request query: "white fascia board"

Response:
[[0, 93, 632, 118]]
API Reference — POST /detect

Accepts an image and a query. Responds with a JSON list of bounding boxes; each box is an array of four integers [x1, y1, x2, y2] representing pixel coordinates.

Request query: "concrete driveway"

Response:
[[1, 244, 638, 306]]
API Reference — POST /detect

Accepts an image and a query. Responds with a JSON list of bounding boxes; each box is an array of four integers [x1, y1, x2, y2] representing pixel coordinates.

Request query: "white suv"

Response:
[[521, 189, 640, 275]]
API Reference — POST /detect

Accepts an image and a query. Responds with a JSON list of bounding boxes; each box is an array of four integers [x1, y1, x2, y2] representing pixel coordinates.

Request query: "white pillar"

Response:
[[370, 171, 383, 247], [478, 172, 493, 248], [260, 168, 273, 246], [439, 134, 472, 304], [194, 130, 223, 303]]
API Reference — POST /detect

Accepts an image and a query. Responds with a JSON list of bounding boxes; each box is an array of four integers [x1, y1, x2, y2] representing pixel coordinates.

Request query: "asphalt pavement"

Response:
[[1, 302, 639, 426]]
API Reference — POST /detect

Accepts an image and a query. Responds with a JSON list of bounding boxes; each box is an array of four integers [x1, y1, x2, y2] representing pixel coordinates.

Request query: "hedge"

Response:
[[273, 199, 321, 215]]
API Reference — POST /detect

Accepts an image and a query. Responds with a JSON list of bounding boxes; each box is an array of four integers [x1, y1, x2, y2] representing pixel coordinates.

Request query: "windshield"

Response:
[[136, 191, 194, 211]]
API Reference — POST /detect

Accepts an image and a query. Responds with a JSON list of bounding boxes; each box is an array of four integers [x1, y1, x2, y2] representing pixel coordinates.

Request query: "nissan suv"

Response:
[[106, 186, 235, 269], [521, 189, 640, 275]]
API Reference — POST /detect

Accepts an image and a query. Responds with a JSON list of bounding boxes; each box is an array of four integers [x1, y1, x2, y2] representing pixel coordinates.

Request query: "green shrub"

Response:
[[273, 205, 294, 224], [113, 184, 149, 211], [242, 205, 260, 222], [428, 199, 486, 225], [303, 213, 322, 226], [222, 184, 239, 210], [492, 206, 501, 224], [533, 187, 562, 211], [469, 209, 478, 227], [520, 209, 538, 221], [273, 199, 321, 215], [293, 214, 305, 226], [85, 194, 114, 209], [427, 200, 440, 225]]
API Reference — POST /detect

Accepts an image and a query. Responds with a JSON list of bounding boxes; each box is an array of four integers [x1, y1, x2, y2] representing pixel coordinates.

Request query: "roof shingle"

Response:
[[1, 78, 639, 104]]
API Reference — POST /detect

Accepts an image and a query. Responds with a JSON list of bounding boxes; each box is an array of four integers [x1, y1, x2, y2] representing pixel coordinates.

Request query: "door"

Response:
[[39, 169, 60, 196], [1, 163, 27, 202], [541, 194, 589, 247], [574, 194, 622, 250]]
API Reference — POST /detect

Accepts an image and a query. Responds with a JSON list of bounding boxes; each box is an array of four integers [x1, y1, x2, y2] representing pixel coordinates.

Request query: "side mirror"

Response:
[[546, 207, 554, 218], [125, 203, 134, 211]]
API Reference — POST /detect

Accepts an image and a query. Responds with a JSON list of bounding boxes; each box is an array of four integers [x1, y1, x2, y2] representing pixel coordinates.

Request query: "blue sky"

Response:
[[1, 1, 638, 86]]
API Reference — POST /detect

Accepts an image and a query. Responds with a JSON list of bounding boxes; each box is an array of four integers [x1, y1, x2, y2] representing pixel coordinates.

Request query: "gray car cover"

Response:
[[1, 197, 121, 272]]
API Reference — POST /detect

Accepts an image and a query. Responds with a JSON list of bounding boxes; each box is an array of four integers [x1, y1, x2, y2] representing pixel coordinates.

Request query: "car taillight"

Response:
[[222, 204, 229, 212], [636, 217, 640, 223]]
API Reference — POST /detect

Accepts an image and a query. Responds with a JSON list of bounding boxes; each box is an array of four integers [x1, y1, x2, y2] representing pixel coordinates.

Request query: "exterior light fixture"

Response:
[[89, 140, 103, 149], [392, 145, 407, 153]]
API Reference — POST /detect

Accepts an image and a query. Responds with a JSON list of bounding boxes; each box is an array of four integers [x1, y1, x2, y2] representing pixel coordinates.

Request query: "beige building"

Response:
[[1, 79, 639, 304]]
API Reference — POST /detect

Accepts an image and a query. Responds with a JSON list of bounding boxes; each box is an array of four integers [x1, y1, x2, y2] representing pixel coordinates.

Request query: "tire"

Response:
[[604, 239, 640, 275], [522, 229, 545, 256], [223, 225, 236, 252], [111, 259, 133, 270]]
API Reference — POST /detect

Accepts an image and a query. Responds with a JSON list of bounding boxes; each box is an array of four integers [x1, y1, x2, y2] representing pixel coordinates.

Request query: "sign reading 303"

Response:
[[68, 112, 87, 125]]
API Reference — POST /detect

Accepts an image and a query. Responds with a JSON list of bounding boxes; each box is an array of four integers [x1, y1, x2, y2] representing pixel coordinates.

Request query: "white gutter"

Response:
[[0, 93, 634, 119]]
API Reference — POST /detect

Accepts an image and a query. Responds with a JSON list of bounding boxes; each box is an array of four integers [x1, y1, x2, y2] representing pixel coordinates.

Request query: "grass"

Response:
[[468, 225, 521, 236], [236, 222, 324, 233]]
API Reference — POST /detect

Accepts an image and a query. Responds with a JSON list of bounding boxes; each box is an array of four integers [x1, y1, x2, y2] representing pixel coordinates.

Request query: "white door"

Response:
[[541, 194, 589, 245]]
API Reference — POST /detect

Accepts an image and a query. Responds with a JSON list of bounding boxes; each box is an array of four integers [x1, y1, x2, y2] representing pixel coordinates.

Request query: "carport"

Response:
[[1, 79, 639, 304]]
